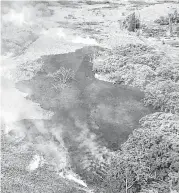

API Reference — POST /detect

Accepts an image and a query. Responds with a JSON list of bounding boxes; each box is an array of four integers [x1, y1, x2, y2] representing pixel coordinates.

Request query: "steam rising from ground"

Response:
[[1, 1, 103, 190]]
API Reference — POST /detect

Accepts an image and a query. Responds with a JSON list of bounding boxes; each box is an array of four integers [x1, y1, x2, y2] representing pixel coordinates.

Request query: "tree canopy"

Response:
[[104, 112, 179, 193]]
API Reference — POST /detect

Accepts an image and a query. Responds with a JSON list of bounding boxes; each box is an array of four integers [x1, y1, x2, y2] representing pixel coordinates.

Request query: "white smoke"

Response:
[[27, 154, 44, 171], [1, 2, 100, 191]]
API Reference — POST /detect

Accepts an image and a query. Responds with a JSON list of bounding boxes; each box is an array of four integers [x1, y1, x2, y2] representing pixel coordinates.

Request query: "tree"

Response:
[[156, 63, 179, 82], [104, 112, 179, 193], [144, 79, 179, 113], [113, 63, 155, 90], [121, 12, 141, 32], [47, 67, 75, 90]]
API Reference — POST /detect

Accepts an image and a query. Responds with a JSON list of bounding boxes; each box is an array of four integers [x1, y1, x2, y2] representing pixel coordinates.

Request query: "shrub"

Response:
[[156, 63, 179, 82], [154, 10, 179, 25], [121, 12, 141, 32], [144, 79, 179, 113], [47, 67, 75, 90], [47, 67, 75, 84], [103, 112, 179, 193], [93, 44, 158, 75]]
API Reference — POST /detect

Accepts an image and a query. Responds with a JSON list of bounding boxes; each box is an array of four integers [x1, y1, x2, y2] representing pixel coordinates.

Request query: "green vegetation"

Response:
[[121, 12, 141, 32], [2, 1, 179, 193], [47, 67, 75, 90], [155, 11, 179, 26], [101, 112, 179, 193], [94, 43, 179, 113], [144, 79, 179, 113], [93, 6, 179, 193]]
